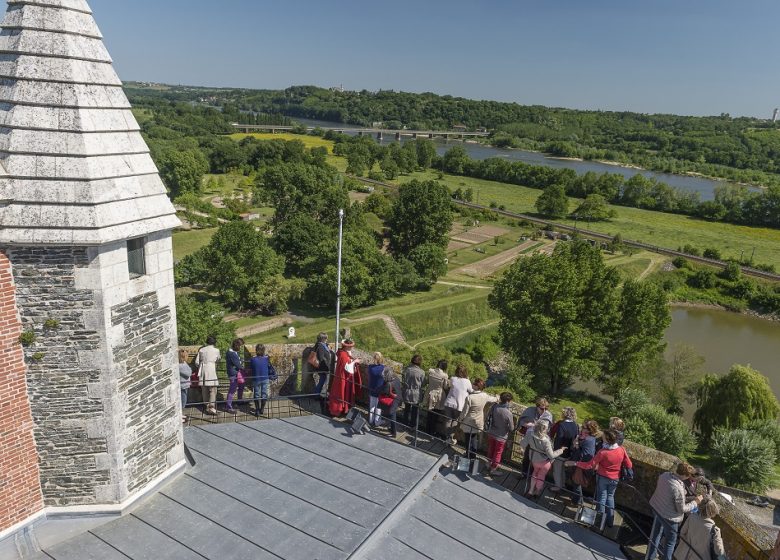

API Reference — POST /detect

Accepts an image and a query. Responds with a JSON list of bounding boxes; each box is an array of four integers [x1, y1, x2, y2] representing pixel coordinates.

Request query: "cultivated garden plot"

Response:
[[450, 224, 510, 244], [453, 240, 547, 278]]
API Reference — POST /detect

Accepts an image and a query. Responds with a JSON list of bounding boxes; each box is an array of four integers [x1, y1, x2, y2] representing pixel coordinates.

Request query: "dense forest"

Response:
[[125, 83, 780, 187]]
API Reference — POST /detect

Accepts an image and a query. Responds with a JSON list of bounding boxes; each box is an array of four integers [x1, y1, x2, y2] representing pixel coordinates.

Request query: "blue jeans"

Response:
[[181, 388, 188, 411], [253, 380, 269, 401], [645, 513, 680, 560], [595, 475, 618, 528], [314, 372, 328, 396]]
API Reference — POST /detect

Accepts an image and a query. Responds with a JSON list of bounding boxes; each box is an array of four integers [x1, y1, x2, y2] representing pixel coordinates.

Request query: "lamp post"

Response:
[[335, 209, 345, 347]]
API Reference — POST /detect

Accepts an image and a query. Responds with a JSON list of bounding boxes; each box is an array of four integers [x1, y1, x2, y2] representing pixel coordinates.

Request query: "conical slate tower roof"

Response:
[[0, 0, 179, 245]]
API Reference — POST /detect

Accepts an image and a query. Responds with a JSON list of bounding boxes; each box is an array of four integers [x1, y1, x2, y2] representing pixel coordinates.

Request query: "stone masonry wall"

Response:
[[111, 292, 177, 494], [0, 251, 43, 532], [7, 234, 183, 508], [8, 247, 110, 506]]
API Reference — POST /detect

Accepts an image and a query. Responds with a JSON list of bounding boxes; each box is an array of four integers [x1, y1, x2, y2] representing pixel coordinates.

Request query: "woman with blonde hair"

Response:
[[673, 498, 725, 559], [178, 349, 192, 423], [458, 379, 498, 458], [521, 419, 566, 497]]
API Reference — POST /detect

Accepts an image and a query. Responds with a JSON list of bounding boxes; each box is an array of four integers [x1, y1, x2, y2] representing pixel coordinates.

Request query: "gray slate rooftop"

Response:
[[35, 416, 624, 560]]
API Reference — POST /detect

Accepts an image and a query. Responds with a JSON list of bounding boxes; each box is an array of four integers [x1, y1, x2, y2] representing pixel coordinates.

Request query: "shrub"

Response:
[[624, 414, 655, 448], [18, 330, 36, 346], [636, 405, 697, 458], [745, 419, 780, 464], [681, 244, 701, 257], [671, 256, 688, 269], [688, 270, 716, 289], [703, 248, 721, 260], [720, 261, 742, 282], [610, 387, 652, 419], [711, 429, 775, 492]]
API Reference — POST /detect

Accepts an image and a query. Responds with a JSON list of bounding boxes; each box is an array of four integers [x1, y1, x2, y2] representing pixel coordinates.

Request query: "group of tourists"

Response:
[[179, 335, 728, 559], [178, 337, 276, 419]]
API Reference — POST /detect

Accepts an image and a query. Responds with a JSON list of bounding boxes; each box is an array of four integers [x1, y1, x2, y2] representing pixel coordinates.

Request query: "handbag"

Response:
[[619, 449, 634, 482], [306, 347, 320, 369], [268, 362, 278, 381], [378, 394, 395, 408], [573, 466, 594, 489], [190, 368, 200, 388], [236, 369, 245, 385], [710, 525, 727, 560]]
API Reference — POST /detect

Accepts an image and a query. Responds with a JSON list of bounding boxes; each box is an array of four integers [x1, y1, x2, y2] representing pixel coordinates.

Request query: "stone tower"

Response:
[[0, 0, 183, 536]]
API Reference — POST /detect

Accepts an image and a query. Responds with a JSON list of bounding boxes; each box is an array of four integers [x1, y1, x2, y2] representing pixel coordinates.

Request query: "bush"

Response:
[[688, 269, 716, 289], [745, 419, 780, 463], [637, 405, 697, 458], [703, 248, 721, 260], [610, 387, 652, 419], [671, 256, 688, 269], [720, 261, 742, 281], [711, 429, 776, 492], [681, 244, 701, 257]]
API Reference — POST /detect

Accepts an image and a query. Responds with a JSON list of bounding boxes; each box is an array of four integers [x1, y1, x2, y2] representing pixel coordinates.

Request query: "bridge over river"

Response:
[[231, 123, 490, 140]]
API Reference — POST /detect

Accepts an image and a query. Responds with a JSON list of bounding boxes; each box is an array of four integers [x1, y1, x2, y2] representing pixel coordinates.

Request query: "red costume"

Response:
[[328, 347, 362, 416]]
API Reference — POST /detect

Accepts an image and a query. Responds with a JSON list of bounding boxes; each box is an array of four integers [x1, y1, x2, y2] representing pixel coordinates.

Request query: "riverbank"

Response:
[[670, 301, 780, 323]]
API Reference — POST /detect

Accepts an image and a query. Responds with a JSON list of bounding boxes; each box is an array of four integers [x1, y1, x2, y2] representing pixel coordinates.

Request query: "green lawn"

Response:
[[401, 169, 780, 271], [173, 228, 217, 261]]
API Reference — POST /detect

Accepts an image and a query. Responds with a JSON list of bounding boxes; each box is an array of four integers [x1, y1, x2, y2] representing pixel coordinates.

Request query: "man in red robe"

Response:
[[328, 339, 362, 417]]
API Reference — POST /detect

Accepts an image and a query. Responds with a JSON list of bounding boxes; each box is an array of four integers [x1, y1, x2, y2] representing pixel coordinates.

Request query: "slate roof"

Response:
[[0, 0, 179, 245], [33, 416, 624, 560]]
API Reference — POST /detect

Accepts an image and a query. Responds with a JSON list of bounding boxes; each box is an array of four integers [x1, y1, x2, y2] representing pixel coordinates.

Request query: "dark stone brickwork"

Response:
[[7, 248, 108, 506], [111, 292, 177, 493]]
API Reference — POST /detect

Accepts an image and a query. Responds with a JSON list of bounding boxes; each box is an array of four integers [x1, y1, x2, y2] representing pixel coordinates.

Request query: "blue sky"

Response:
[[5, 0, 779, 117]]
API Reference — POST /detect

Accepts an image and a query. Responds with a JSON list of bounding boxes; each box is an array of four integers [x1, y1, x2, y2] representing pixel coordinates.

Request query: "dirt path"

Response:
[[343, 314, 410, 348], [436, 280, 492, 289]]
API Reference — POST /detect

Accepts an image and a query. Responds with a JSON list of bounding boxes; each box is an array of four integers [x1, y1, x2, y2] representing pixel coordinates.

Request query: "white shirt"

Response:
[[444, 377, 473, 411]]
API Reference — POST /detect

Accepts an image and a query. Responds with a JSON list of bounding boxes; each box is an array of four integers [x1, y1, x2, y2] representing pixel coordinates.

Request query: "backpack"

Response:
[[619, 448, 634, 482], [485, 403, 497, 430]]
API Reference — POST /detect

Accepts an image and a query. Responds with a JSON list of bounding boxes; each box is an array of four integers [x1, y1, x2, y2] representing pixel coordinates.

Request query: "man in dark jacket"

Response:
[[402, 355, 425, 430], [310, 332, 333, 414]]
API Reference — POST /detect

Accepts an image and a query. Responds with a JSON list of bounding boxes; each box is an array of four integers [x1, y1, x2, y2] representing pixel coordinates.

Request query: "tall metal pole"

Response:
[[335, 209, 345, 347]]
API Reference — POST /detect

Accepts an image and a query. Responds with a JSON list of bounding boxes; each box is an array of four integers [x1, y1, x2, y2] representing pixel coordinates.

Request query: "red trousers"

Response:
[[487, 435, 507, 470]]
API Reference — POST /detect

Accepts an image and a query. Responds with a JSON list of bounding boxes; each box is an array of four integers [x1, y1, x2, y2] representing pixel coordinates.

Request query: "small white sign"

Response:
[[288, 327, 296, 338]]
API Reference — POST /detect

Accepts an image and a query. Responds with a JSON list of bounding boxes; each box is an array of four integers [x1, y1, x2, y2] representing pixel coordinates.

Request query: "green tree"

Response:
[[442, 146, 469, 174], [364, 192, 393, 220], [271, 213, 330, 275], [175, 294, 236, 350], [414, 138, 437, 169], [194, 221, 291, 313], [158, 149, 209, 198], [489, 241, 622, 394], [688, 269, 716, 289], [602, 280, 671, 393], [346, 144, 372, 176], [655, 343, 705, 415], [258, 162, 348, 226], [572, 194, 616, 221], [408, 243, 448, 284], [388, 180, 453, 254], [380, 154, 399, 180], [535, 184, 569, 218], [694, 364, 780, 442]]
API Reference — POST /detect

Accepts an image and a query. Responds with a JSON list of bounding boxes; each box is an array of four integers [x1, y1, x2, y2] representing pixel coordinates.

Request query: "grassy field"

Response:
[[402, 169, 780, 271], [394, 294, 496, 343], [229, 132, 335, 151], [173, 228, 217, 260]]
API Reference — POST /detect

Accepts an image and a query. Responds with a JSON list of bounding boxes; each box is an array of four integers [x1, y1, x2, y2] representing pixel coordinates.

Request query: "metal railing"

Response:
[[179, 364, 770, 559]]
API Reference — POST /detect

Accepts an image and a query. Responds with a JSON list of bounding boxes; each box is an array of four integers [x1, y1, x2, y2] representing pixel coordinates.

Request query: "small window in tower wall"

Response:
[[127, 237, 146, 278]]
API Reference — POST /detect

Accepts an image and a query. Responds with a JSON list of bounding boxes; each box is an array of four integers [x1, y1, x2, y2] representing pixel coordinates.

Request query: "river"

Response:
[[665, 306, 780, 396], [293, 117, 738, 200]]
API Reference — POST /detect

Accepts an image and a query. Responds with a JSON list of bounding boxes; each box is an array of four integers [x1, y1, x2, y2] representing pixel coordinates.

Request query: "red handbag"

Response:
[[190, 368, 200, 388]]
